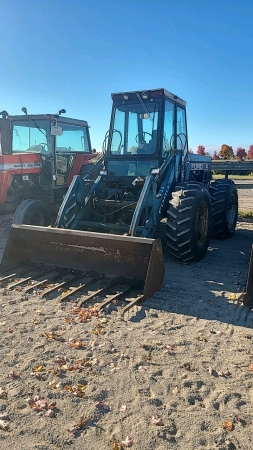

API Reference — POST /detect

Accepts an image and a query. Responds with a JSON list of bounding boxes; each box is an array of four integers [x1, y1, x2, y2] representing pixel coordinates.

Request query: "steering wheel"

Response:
[[135, 132, 152, 143]]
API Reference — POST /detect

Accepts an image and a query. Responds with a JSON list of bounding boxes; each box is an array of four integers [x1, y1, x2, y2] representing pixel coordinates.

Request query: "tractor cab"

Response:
[[0, 111, 94, 188], [103, 88, 188, 184]]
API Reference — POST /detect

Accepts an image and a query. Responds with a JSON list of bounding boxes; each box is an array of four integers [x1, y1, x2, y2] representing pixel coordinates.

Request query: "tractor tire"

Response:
[[209, 179, 238, 239], [166, 182, 212, 263], [13, 199, 51, 226]]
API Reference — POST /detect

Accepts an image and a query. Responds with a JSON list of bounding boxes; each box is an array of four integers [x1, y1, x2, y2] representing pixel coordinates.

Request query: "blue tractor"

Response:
[[55, 88, 238, 259], [1, 89, 238, 302]]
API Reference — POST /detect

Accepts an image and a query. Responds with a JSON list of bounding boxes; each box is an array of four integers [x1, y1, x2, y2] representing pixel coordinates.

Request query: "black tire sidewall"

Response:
[[191, 188, 212, 260], [13, 200, 51, 226], [223, 183, 238, 237], [210, 180, 238, 239], [166, 182, 212, 263]]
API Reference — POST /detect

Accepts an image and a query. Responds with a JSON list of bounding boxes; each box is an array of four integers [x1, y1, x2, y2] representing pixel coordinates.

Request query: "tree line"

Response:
[[193, 145, 253, 160]]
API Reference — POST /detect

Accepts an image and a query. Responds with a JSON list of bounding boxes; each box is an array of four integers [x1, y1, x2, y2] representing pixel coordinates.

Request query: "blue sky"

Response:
[[1, 0, 253, 153]]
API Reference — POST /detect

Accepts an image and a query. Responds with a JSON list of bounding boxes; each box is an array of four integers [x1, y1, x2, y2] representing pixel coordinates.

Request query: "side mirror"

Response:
[[51, 126, 63, 136], [92, 148, 97, 153]]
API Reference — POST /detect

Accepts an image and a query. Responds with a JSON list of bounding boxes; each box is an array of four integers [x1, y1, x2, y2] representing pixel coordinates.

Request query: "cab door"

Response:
[[54, 123, 91, 187]]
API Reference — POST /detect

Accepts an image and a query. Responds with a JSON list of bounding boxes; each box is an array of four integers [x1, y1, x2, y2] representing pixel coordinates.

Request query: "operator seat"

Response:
[[136, 130, 157, 155]]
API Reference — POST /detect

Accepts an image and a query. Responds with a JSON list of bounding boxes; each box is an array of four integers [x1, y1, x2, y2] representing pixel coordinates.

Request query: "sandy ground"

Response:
[[0, 189, 253, 450]]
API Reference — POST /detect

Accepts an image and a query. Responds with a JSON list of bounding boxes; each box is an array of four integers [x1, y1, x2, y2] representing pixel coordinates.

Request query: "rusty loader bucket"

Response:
[[1, 225, 165, 305]]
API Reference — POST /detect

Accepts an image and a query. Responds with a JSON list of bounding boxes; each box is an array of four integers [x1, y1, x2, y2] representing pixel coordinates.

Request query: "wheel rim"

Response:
[[227, 193, 237, 229], [29, 212, 44, 226], [196, 201, 209, 247]]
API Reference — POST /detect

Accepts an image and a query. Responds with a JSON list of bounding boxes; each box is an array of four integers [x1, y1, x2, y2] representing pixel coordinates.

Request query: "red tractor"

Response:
[[0, 109, 98, 225]]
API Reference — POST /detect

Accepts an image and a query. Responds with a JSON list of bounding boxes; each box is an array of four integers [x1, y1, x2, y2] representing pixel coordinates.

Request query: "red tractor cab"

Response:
[[0, 109, 96, 224]]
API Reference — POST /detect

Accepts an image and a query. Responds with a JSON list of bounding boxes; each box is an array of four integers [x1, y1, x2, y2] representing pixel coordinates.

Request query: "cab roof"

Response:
[[111, 88, 186, 107]]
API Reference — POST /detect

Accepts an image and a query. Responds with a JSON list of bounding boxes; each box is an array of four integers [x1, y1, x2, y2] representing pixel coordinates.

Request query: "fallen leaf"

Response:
[[222, 420, 234, 431], [61, 289, 72, 296], [7, 370, 19, 379], [64, 384, 86, 398], [149, 415, 164, 426], [172, 386, 180, 395], [229, 293, 238, 300], [165, 345, 175, 351], [44, 331, 65, 342], [31, 317, 39, 324], [113, 441, 123, 450], [199, 334, 207, 342], [68, 339, 84, 349], [67, 416, 91, 434], [33, 365, 44, 372], [91, 325, 105, 335], [122, 436, 134, 447], [0, 419, 9, 431], [84, 361, 92, 367], [49, 379, 61, 389], [27, 396, 56, 417]]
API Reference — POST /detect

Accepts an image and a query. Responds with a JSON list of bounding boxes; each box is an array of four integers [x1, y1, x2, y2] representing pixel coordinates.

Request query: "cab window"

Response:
[[12, 120, 50, 153], [56, 124, 90, 153]]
